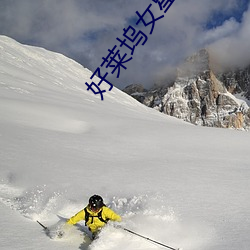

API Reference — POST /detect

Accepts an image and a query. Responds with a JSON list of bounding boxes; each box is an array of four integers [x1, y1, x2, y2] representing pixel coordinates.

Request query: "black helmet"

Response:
[[89, 195, 104, 210]]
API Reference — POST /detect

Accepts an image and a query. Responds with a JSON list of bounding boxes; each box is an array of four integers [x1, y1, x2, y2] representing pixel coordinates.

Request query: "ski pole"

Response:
[[37, 220, 48, 231], [122, 227, 180, 250]]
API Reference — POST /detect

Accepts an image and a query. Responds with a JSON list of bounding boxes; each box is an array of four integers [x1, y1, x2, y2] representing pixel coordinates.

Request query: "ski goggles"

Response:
[[89, 205, 101, 212]]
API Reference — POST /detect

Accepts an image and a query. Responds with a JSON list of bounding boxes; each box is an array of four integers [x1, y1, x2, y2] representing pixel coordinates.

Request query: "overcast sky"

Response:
[[0, 0, 249, 89]]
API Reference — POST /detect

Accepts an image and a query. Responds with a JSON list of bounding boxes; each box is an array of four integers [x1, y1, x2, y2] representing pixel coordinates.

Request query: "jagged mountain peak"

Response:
[[177, 48, 211, 78], [124, 48, 250, 130]]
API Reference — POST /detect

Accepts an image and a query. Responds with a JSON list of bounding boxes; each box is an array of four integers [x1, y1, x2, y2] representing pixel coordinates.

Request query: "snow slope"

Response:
[[0, 35, 250, 250]]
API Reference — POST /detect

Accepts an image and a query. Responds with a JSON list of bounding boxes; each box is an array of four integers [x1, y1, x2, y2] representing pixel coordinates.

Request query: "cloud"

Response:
[[0, 0, 249, 89], [200, 18, 240, 45], [209, 3, 250, 68]]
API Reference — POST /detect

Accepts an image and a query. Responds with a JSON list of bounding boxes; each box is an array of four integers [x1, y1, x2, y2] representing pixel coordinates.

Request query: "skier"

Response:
[[66, 194, 122, 239]]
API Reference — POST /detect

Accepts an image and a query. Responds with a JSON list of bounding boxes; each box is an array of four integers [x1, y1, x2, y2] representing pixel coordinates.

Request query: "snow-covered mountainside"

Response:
[[124, 49, 250, 130], [0, 36, 250, 250]]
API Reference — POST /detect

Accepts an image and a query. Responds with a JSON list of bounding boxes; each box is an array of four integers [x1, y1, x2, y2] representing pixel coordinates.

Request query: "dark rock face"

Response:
[[218, 66, 250, 99], [123, 49, 250, 130], [123, 84, 147, 103]]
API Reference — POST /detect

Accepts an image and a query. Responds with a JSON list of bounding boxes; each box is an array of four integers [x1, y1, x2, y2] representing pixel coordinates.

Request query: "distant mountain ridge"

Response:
[[123, 49, 250, 130]]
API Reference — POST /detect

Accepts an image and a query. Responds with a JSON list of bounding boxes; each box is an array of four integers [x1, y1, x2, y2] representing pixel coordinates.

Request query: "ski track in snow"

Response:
[[0, 99, 91, 134]]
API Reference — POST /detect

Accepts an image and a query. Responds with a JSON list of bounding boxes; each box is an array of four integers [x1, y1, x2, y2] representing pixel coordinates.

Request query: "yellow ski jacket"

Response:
[[67, 206, 121, 233]]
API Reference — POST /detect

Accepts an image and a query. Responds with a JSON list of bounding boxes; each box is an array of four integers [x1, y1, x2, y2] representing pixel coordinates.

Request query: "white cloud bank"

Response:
[[0, 0, 249, 88]]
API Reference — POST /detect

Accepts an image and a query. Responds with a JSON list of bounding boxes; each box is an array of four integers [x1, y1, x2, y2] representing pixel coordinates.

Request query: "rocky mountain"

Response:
[[217, 66, 250, 100], [123, 49, 250, 130]]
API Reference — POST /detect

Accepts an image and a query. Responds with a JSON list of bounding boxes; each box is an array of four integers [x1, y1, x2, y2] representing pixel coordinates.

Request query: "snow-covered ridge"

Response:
[[0, 35, 147, 105], [0, 35, 155, 134]]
